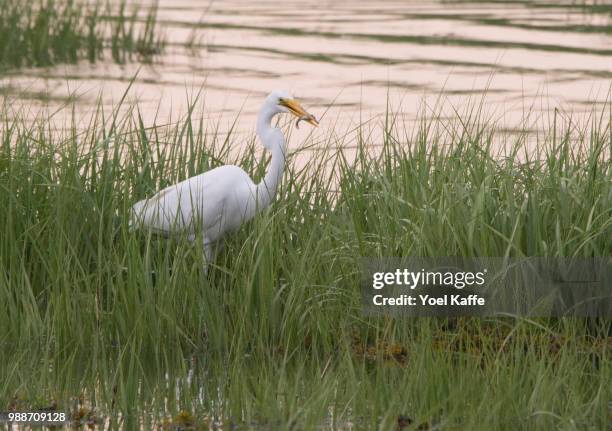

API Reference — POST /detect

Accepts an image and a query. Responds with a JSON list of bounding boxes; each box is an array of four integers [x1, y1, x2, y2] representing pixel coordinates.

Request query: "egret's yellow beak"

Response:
[[279, 98, 319, 127]]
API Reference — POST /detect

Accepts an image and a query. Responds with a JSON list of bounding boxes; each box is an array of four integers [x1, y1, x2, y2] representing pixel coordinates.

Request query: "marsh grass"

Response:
[[0, 92, 610, 429], [0, 0, 164, 69]]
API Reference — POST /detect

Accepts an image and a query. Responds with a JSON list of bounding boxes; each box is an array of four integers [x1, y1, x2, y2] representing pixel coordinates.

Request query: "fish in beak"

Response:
[[279, 98, 319, 127]]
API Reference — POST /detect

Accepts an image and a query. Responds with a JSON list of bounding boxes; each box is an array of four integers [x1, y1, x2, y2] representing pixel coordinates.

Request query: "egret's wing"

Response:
[[130, 172, 227, 235]]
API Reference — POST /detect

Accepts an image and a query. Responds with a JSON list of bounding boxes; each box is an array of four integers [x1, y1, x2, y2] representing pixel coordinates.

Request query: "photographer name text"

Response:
[[372, 293, 485, 307]]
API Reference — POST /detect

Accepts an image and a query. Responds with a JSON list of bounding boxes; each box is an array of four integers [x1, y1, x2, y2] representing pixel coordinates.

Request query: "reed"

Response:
[[0, 0, 163, 69], [0, 92, 610, 429]]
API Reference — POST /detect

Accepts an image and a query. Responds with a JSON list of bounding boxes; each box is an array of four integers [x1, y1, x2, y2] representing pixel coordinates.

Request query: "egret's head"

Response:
[[266, 90, 319, 127]]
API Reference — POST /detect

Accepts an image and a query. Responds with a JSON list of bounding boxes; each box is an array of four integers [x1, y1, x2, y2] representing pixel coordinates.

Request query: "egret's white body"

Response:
[[129, 90, 318, 267]]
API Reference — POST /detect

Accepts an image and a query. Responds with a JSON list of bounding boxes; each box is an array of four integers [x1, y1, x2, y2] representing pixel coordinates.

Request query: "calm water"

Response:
[[2, 0, 611, 139]]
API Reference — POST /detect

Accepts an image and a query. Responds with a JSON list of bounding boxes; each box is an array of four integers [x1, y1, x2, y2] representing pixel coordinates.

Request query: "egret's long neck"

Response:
[[255, 105, 286, 210]]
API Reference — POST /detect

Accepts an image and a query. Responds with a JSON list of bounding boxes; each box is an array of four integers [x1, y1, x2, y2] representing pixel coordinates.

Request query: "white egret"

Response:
[[129, 90, 319, 269]]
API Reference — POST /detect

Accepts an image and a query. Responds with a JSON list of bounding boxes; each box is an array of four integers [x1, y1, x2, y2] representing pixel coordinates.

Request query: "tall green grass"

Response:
[[0, 0, 163, 69], [0, 94, 610, 429]]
